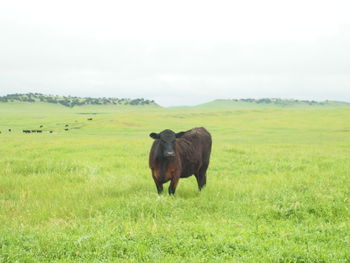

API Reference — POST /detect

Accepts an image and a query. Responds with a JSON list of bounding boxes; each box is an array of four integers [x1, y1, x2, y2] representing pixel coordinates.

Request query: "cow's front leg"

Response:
[[168, 172, 180, 195], [152, 169, 163, 194], [156, 183, 163, 194]]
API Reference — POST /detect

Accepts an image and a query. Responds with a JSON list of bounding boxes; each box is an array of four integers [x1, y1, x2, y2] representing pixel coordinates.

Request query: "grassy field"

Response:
[[0, 102, 350, 262]]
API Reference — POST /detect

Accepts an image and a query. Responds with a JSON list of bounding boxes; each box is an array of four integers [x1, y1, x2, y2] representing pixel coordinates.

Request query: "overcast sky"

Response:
[[0, 0, 350, 106]]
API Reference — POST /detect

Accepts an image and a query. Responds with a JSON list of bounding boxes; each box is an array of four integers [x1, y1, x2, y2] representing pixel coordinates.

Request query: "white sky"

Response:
[[0, 0, 350, 106]]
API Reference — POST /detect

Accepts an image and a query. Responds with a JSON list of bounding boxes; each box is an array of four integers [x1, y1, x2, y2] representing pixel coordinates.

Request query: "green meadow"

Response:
[[0, 102, 350, 262]]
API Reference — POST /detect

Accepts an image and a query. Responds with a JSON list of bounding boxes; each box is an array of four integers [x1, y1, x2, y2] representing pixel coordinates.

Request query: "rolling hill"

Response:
[[189, 98, 350, 109], [1, 94, 349, 110]]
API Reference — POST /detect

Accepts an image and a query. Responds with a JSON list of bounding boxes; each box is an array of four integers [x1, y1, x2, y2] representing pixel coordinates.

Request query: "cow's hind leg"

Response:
[[196, 164, 208, 191]]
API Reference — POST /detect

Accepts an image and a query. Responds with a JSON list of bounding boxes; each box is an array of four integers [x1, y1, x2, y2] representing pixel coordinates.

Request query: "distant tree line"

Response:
[[232, 98, 325, 106], [0, 93, 157, 107]]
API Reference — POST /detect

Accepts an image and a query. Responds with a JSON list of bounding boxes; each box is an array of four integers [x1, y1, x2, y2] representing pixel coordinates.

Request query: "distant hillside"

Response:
[[193, 98, 350, 109], [0, 93, 158, 107]]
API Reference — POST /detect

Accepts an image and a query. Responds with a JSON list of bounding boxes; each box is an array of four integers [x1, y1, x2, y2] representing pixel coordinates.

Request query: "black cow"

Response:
[[37, 130, 42, 133], [40, 125, 43, 128], [65, 124, 69, 127], [64, 128, 69, 131], [8, 129, 11, 132], [149, 127, 212, 195], [23, 130, 31, 133], [87, 118, 93, 121]]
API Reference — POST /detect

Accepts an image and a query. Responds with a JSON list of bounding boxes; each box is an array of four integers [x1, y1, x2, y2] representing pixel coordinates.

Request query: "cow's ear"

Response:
[[175, 131, 186, 138], [149, 132, 160, 139]]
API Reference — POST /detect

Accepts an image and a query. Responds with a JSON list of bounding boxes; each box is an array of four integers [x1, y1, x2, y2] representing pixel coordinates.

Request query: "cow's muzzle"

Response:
[[164, 151, 176, 157]]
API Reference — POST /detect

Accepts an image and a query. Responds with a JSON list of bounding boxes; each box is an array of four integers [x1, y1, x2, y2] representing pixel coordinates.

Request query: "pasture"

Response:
[[0, 103, 350, 262]]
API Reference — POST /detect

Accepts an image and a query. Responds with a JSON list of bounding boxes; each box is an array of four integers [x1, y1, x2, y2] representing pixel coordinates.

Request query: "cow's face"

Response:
[[150, 129, 185, 158]]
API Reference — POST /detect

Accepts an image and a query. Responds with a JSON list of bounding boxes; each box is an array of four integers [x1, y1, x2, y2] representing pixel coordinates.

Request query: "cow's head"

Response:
[[150, 129, 185, 157]]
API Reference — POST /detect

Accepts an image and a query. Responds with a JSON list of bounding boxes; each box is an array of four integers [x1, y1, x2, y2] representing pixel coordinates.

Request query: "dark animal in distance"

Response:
[[29, 130, 42, 133], [8, 129, 11, 132], [40, 125, 43, 128], [149, 127, 212, 195], [23, 130, 31, 133], [49, 131, 53, 133], [64, 128, 69, 131], [65, 124, 69, 127], [87, 118, 93, 120]]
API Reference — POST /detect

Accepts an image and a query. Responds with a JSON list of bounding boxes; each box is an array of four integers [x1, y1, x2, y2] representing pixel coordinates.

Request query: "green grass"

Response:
[[1, 102, 350, 262]]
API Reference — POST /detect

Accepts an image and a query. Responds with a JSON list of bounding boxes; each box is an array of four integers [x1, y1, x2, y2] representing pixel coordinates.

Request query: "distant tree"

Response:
[[0, 93, 157, 107]]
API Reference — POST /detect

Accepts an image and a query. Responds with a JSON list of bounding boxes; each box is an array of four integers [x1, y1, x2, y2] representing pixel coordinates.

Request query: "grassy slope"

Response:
[[0, 103, 350, 262], [183, 99, 350, 110]]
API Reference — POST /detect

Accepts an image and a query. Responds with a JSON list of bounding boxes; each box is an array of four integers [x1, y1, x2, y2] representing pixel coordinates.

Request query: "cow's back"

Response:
[[177, 127, 212, 177], [181, 127, 211, 157]]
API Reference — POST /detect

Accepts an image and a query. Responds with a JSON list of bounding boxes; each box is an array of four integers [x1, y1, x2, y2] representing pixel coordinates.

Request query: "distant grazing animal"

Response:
[[64, 128, 69, 131], [149, 127, 212, 195], [37, 130, 42, 133], [87, 118, 93, 121], [40, 125, 43, 128], [8, 129, 11, 132], [23, 130, 31, 133], [49, 131, 53, 133], [31, 130, 37, 133], [65, 124, 69, 127]]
